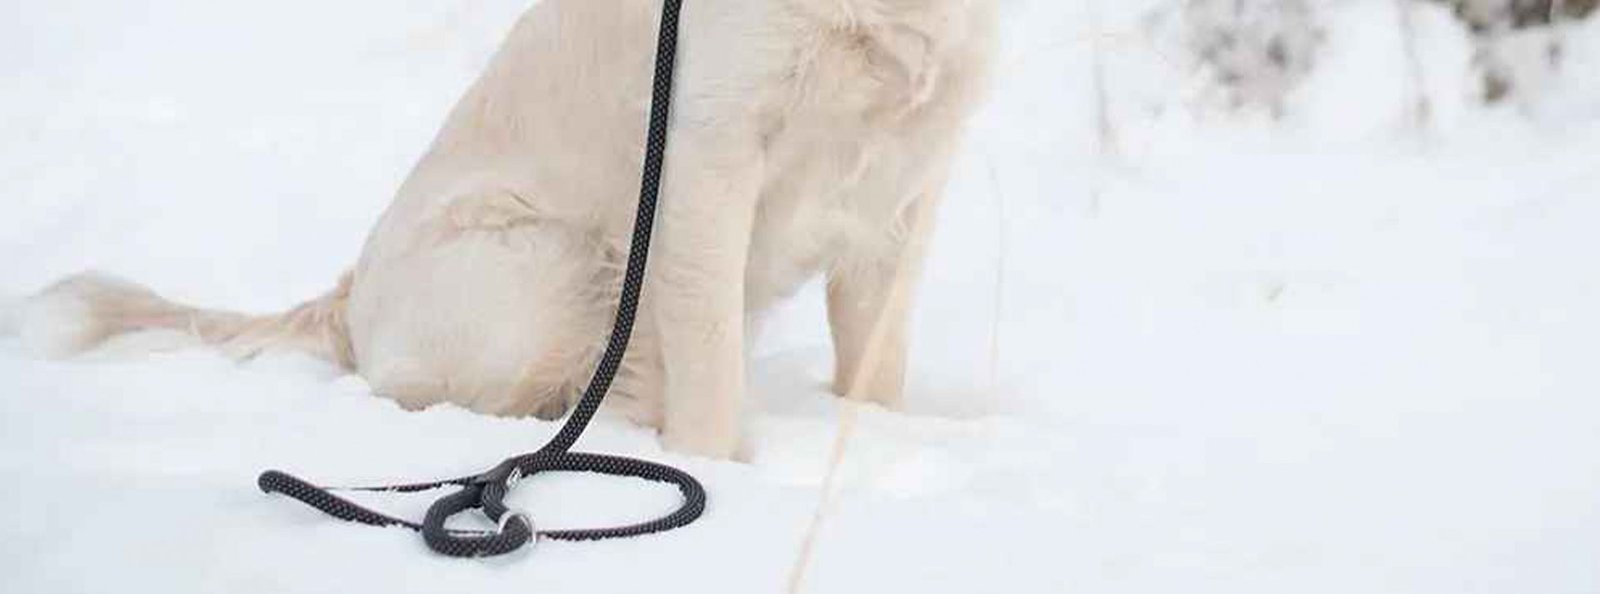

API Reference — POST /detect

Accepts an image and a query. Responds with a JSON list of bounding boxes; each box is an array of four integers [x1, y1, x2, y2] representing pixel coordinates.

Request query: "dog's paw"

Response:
[[661, 425, 745, 461]]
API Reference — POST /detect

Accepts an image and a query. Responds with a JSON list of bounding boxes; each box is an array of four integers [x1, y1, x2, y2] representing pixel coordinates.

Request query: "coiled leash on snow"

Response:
[[258, 0, 705, 558]]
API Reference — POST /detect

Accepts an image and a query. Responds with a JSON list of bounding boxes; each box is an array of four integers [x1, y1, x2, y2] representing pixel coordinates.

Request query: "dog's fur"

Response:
[[19, 0, 997, 458]]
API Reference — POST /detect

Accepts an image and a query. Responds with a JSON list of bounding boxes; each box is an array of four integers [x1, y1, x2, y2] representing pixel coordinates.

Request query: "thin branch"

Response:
[[1396, 0, 1434, 130]]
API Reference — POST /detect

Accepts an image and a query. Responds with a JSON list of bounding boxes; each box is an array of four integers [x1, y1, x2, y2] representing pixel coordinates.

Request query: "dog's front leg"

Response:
[[827, 189, 943, 409], [652, 128, 764, 459]]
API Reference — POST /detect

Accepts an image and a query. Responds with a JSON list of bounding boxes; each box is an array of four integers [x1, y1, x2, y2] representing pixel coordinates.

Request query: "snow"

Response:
[[3, 1, 1599, 593]]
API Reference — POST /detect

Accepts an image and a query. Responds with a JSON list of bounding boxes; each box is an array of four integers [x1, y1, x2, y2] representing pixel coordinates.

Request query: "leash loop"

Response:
[[257, 0, 701, 558]]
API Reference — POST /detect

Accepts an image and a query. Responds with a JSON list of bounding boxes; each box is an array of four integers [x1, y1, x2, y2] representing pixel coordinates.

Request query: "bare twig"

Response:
[[786, 190, 941, 594], [1395, 0, 1433, 130], [984, 150, 1008, 397], [1086, 0, 1118, 215]]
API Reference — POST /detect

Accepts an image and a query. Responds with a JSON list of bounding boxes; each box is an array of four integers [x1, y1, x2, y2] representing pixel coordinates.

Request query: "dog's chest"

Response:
[[743, 28, 967, 308]]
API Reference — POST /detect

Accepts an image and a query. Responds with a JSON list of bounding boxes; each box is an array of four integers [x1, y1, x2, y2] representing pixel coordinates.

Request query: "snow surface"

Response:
[[3, 1, 1599, 593]]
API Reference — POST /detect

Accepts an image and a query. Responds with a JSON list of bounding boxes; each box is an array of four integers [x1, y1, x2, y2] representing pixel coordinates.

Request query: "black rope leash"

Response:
[[258, 0, 704, 558]]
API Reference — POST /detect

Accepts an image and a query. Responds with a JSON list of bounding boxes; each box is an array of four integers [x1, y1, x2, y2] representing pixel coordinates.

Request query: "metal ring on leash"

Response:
[[257, 0, 702, 558], [499, 510, 532, 535]]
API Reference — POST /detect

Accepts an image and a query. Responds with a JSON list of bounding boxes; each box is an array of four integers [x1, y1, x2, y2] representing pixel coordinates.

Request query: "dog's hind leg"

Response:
[[345, 189, 610, 419]]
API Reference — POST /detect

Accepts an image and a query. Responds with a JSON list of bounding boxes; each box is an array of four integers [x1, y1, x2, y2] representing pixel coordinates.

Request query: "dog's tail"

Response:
[[13, 271, 354, 367]]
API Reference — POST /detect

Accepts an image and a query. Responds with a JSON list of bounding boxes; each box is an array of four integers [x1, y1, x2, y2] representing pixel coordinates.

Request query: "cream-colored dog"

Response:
[[20, 0, 997, 459]]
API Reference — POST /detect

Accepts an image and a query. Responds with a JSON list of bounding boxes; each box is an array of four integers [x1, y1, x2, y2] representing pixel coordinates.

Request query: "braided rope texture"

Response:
[[258, 0, 705, 558]]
